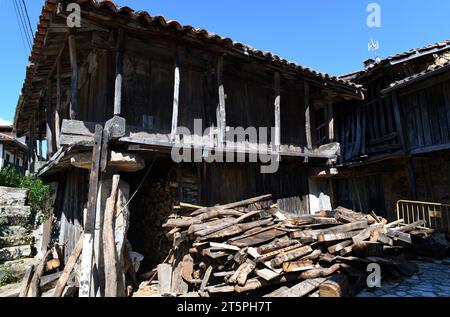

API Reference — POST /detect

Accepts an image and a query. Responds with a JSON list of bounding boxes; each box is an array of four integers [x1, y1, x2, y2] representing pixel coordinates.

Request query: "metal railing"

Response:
[[396, 200, 450, 232]]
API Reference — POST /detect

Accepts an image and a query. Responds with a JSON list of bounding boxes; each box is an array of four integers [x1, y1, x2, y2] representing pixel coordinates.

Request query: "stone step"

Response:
[[0, 245, 33, 261], [0, 234, 34, 248], [0, 206, 31, 226], [0, 186, 28, 207]]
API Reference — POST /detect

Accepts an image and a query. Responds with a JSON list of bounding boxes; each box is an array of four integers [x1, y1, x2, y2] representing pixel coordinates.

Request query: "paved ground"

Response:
[[357, 258, 450, 297]]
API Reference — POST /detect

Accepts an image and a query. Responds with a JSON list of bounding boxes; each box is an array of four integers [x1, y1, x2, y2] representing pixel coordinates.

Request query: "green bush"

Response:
[[0, 167, 52, 227], [0, 265, 21, 287]]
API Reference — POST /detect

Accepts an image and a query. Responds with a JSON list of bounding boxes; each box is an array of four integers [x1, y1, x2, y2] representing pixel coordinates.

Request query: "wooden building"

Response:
[[12, 0, 363, 293], [0, 125, 28, 174], [333, 40, 450, 219]]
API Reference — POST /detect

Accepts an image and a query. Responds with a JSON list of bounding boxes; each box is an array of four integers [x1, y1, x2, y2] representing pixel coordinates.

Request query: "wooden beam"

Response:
[[170, 47, 180, 141], [114, 29, 125, 116], [327, 92, 334, 142], [55, 59, 62, 149], [79, 125, 103, 297], [68, 33, 78, 120], [304, 81, 312, 149], [274, 72, 281, 150], [392, 92, 406, 151], [53, 235, 83, 297], [217, 56, 226, 148], [45, 81, 54, 158], [406, 158, 418, 200]]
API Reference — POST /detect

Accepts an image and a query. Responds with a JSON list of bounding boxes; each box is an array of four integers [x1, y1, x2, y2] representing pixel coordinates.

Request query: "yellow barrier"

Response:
[[396, 200, 450, 232]]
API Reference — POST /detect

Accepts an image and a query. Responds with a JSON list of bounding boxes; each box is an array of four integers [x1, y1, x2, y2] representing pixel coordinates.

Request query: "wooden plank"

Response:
[[391, 93, 407, 150], [114, 29, 125, 116], [79, 124, 103, 297], [229, 228, 286, 248], [18, 265, 34, 297], [256, 243, 303, 263], [264, 278, 326, 297], [157, 264, 173, 296], [304, 81, 312, 149], [103, 175, 120, 297], [327, 240, 352, 254], [256, 268, 281, 281], [200, 266, 213, 292], [191, 194, 272, 216], [318, 229, 364, 242], [170, 47, 180, 142], [299, 263, 341, 279], [271, 246, 313, 267], [386, 229, 412, 243], [53, 235, 84, 297], [327, 92, 334, 142], [61, 119, 97, 137], [28, 250, 52, 297], [282, 260, 315, 272], [68, 33, 78, 120], [257, 237, 297, 255], [274, 72, 281, 150], [209, 242, 240, 252], [321, 221, 368, 234], [216, 56, 226, 147]]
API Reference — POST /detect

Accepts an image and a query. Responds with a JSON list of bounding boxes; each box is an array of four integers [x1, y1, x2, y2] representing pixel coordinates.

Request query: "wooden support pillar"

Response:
[[114, 29, 125, 116], [68, 33, 78, 120], [79, 124, 103, 297], [327, 92, 334, 142], [304, 81, 312, 149], [274, 72, 281, 150], [216, 56, 226, 148], [170, 47, 180, 142], [55, 58, 62, 149], [45, 82, 54, 158]]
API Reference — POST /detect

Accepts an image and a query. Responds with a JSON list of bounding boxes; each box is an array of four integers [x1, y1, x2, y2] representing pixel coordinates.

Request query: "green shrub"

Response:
[[0, 265, 21, 287], [0, 167, 52, 227]]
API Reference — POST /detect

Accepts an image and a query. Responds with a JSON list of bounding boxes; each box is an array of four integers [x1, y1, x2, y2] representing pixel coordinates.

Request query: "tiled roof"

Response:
[[28, 0, 360, 88], [382, 61, 450, 93]]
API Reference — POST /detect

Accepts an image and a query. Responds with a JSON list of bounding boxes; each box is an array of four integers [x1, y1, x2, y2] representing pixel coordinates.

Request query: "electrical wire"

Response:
[[12, 0, 31, 53], [20, 0, 34, 40], [16, 0, 33, 44]]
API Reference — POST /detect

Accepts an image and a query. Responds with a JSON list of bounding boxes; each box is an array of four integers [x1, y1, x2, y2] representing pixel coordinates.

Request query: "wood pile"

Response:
[[148, 194, 448, 297]]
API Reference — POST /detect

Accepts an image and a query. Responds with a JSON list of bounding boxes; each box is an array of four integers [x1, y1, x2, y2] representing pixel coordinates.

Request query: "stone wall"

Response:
[[0, 186, 34, 262]]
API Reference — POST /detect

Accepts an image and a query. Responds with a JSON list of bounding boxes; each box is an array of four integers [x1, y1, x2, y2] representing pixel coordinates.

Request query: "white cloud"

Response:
[[0, 118, 13, 126]]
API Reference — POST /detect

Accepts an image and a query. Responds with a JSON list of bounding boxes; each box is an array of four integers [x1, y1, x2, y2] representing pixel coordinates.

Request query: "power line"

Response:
[[20, 0, 34, 41], [12, 0, 31, 53], [16, 0, 33, 44]]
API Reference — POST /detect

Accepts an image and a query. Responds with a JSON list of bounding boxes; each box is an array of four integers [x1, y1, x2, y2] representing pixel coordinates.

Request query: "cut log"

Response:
[[234, 260, 256, 286], [198, 219, 272, 240], [398, 220, 426, 233], [229, 228, 286, 248], [180, 254, 194, 283], [319, 275, 349, 297]]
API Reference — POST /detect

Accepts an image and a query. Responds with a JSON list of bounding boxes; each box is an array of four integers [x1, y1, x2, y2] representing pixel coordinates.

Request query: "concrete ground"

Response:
[[357, 258, 450, 297]]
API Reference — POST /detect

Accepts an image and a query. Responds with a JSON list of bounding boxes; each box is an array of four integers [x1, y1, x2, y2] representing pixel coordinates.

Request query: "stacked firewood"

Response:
[[152, 194, 447, 297]]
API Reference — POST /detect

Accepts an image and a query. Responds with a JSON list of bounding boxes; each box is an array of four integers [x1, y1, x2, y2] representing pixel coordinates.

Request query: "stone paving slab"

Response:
[[357, 258, 450, 297]]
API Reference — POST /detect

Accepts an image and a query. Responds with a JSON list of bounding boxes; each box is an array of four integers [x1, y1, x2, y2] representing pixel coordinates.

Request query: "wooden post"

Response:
[[327, 92, 334, 142], [68, 33, 78, 120], [103, 175, 120, 297], [274, 72, 281, 150], [114, 29, 125, 116], [304, 81, 312, 149], [45, 81, 54, 158], [217, 56, 226, 148], [79, 125, 103, 297], [55, 58, 62, 149], [170, 47, 180, 142]]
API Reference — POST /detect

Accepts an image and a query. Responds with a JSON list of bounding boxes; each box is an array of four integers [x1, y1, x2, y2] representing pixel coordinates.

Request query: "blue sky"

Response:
[[1, 0, 450, 125]]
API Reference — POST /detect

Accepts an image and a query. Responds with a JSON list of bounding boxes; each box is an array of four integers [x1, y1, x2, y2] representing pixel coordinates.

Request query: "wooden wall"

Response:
[[400, 78, 450, 150]]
